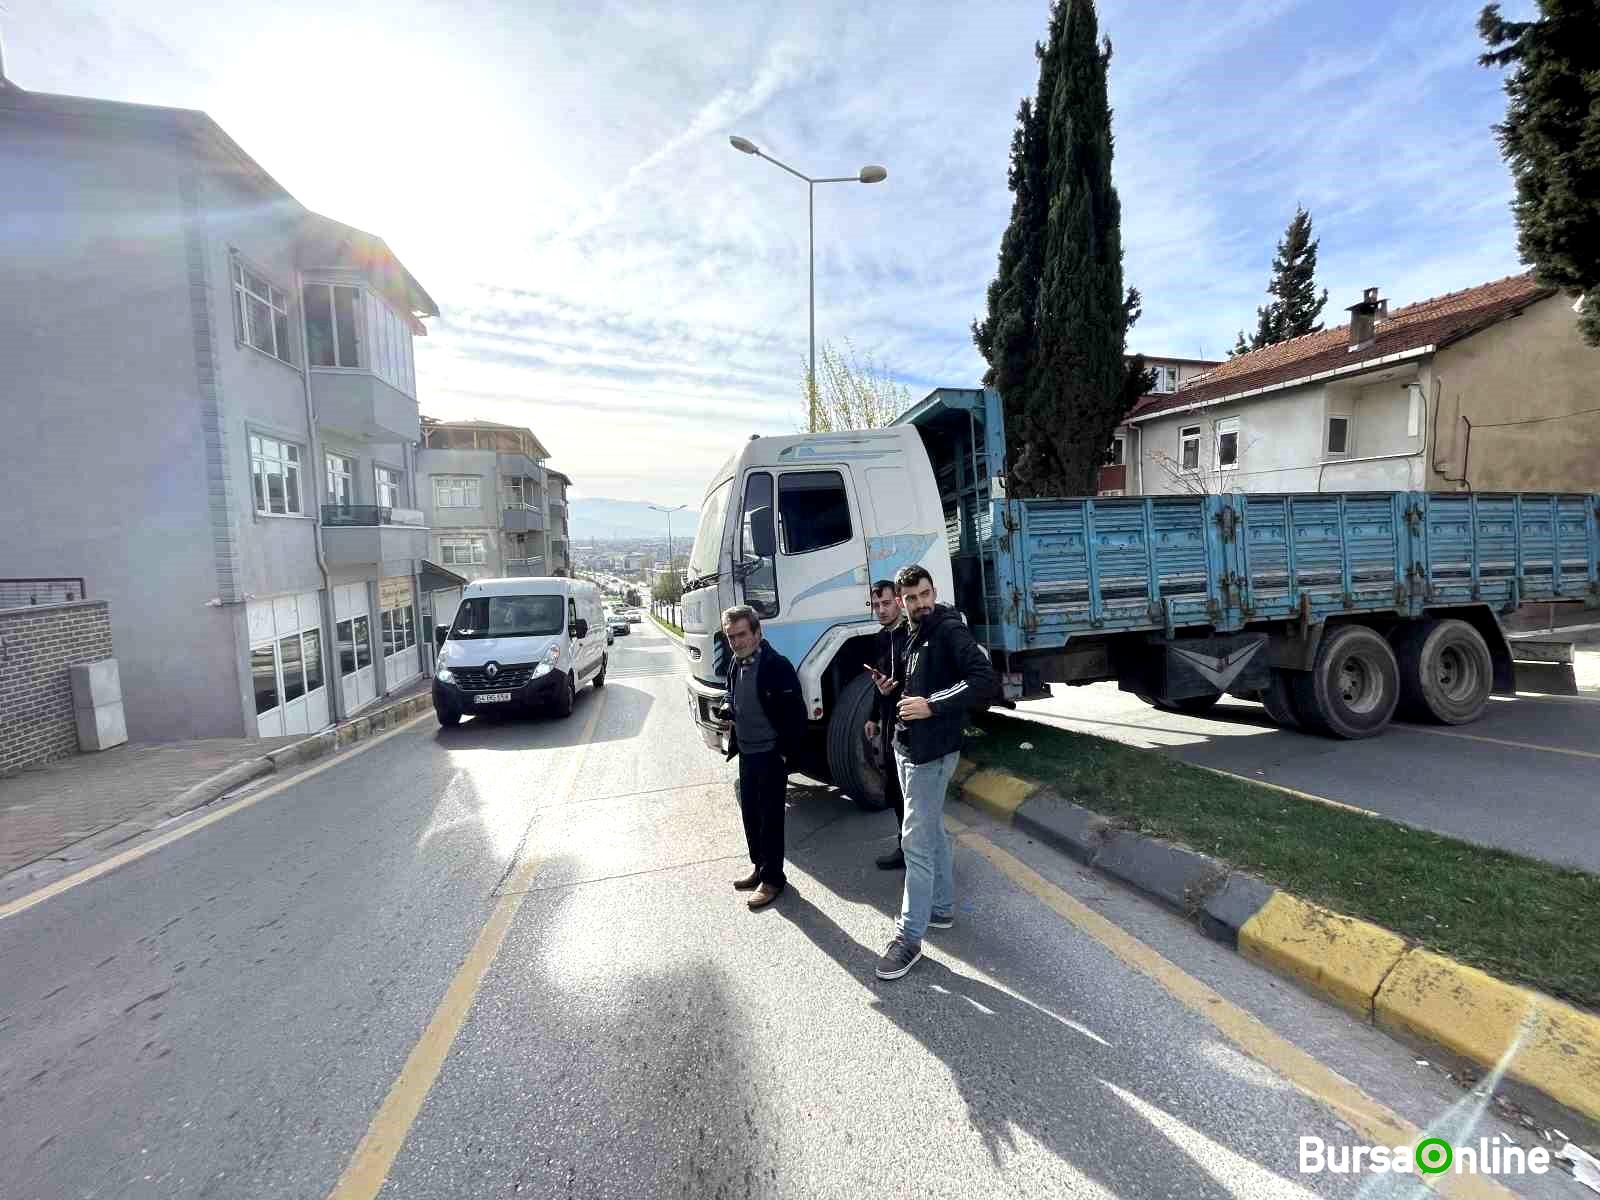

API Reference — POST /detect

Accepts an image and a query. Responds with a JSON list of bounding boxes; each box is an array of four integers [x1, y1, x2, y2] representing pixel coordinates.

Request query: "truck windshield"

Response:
[[686, 478, 732, 583], [450, 595, 564, 639]]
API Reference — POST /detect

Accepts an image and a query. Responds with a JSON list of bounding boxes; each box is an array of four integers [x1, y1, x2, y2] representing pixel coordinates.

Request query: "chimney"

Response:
[[1347, 286, 1383, 351]]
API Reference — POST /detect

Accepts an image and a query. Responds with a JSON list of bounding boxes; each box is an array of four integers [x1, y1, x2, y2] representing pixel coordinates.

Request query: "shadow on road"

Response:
[[428, 681, 655, 750]]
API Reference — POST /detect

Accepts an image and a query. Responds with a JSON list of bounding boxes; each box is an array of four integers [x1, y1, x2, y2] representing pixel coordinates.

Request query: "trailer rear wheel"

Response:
[[1394, 619, 1493, 725], [827, 673, 888, 812], [1259, 670, 1302, 729], [1291, 625, 1399, 739]]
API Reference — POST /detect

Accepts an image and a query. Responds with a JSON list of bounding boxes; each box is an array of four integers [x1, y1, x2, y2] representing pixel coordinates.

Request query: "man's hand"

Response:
[[864, 664, 896, 696], [897, 696, 932, 722], [864, 720, 879, 741]]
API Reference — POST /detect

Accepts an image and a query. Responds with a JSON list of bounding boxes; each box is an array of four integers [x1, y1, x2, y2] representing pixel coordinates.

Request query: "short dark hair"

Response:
[[895, 564, 934, 592], [870, 579, 897, 597]]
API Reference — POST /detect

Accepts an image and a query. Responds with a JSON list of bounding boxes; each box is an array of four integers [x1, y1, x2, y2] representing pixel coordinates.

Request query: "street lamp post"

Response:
[[648, 502, 687, 588], [729, 135, 887, 432]]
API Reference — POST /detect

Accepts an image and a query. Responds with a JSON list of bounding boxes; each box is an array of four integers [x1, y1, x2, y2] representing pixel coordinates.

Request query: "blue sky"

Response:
[[5, 0, 1532, 506]]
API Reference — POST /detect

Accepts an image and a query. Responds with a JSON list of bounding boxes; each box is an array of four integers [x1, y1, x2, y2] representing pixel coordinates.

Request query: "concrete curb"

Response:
[[957, 757, 1600, 1127], [650, 614, 686, 646], [160, 691, 432, 822]]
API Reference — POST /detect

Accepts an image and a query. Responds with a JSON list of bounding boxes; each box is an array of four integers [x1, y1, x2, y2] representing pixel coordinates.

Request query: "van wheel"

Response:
[[1393, 619, 1492, 724], [1291, 625, 1399, 739], [553, 672, 575, 719], [594, 655, 607, 689], [827, 673, 888, 812]]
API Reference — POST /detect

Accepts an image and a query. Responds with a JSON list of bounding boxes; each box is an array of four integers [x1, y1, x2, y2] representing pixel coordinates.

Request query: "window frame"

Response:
[[250, 432, 306, 516], [1108, 434, 1126, 467], [434, 476, 482, 509], [1215, 417, 1240, 473], [1178, 425, 1202, 474], [326, 453, 356, 507], [1152, 364, 1178, 394], [737, 470, 780, 620], [775, 469, 853, 557], [1326, 414, 1353, 457], [440, 535, 488, 566], [231, 254, 296, 368], [375, 463, 404, 509], [303, 281, 366, 369]]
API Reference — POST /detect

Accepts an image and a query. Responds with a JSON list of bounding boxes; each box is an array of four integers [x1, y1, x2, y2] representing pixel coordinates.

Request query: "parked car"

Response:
[[608, 612, 630, 637]]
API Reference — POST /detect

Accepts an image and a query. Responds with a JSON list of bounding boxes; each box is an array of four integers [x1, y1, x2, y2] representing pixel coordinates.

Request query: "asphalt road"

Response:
[[0, 623, 1586, 1199], [1008, 681, 1600, 874]]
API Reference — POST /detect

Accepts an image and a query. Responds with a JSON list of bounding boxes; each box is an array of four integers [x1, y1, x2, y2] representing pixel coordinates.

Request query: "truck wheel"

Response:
[[1393, 619, 1492, 724], [1291, 625, 1399, 739], [826, 673, 888, 812], [1259, 670, 1302, 729], [1135, 692, 1223, 715]]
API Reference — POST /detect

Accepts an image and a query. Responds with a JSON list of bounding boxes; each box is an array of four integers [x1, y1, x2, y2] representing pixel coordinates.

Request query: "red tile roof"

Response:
[[1128, 272, 1555, 422]]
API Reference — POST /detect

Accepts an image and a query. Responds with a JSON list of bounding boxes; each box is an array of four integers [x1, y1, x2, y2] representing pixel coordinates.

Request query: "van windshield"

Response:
[[450, 595, 565, 639]]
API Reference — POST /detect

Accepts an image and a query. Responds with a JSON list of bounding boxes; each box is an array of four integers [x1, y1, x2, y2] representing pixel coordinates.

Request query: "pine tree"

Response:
[[1230, 206, 1328, 357], [1480, 2, 1600, 346], [973, 0, 1146, 496]]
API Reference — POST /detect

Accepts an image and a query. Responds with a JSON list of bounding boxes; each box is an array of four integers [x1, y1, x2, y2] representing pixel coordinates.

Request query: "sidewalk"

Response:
[[0, 676, 434, 879]]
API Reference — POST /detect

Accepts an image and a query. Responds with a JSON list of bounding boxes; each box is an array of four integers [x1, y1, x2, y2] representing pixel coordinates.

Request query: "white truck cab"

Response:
[[433, 577, 607, 726], [681, 427, 953, 805]]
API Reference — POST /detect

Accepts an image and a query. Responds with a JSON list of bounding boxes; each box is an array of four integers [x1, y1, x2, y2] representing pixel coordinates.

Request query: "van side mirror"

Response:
[[573, 618, 589, 639], [749, 504, 776, 558]]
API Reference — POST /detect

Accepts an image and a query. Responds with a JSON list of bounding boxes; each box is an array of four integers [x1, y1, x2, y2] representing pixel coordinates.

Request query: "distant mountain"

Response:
[[568, 498, 702, 541]]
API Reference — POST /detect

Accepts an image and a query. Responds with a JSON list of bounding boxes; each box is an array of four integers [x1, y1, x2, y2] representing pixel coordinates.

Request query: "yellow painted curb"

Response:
[[961, 768, 1038, 821], [1376, 949, 1600, 1123], [1238, 893, 1407, 1020]]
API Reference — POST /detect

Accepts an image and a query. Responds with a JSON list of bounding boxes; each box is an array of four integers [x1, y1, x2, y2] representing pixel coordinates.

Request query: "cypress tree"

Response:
[[973, 0, 1146, 496], [1480, 2, 1600, 346]]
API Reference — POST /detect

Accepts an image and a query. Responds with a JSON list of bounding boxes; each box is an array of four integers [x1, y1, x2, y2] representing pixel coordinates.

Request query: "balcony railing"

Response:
[[321, 505, 427, 527], [0, 577, 87, 609]]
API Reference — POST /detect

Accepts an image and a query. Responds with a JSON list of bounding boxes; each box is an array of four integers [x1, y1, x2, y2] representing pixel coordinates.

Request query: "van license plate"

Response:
[[474, 692, 512, 704]]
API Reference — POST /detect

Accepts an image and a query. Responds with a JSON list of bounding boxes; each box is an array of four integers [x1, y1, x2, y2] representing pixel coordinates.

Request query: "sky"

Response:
[[4, 0, 1534, 506]]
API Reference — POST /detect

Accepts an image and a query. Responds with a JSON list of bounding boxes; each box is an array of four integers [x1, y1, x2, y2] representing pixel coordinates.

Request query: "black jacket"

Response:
[[872, 618, 910, 738], [893, 604, 998, 764], [719, 640, 808, 762]]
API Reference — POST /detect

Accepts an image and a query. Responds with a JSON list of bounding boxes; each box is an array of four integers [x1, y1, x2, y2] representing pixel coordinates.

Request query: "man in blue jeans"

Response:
[[875, 564, 998, 981]]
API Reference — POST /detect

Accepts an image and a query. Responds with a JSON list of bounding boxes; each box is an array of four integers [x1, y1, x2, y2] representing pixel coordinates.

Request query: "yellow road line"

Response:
[[326, 691, 607, 1200], [947, 815, 1518, 1200], [0, 712, 432, 924], [1400, 725, 1600, 762]]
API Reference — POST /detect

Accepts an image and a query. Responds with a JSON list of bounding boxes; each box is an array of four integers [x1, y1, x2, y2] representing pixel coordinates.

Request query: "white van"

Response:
[[432, 577, 607, 726]]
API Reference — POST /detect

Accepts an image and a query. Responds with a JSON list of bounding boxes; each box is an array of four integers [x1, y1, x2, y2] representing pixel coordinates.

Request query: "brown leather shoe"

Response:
[[746, 882, 783, 910], [733, 870, 761, 891]]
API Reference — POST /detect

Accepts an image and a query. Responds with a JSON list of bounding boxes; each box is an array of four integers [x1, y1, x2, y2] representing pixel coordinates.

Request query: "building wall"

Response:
[[1428, 295, 1600, 492], [0, 601, 115, 773], [0, 115, 241, 741]]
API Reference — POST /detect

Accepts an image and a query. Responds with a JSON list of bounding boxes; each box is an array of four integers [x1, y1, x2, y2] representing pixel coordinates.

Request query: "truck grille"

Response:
[[453, 664, 536, 691]]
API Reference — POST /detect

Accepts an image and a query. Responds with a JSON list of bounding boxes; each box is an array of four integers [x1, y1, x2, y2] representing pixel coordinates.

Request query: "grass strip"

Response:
[[966, 710, 1600, 1011], [651, 614, 683, 638]]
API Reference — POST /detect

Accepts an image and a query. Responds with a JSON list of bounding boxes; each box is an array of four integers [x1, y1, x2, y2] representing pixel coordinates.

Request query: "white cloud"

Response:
[[8, 0, 1527, 504]]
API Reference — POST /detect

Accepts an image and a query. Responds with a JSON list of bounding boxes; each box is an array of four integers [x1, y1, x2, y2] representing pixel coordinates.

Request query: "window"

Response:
[[353, 615, 372, 669], [1108, 435, 1126, 466], [337, 619, 356, 675], [376, 465, 403, 509], [739, 471, 779, 619], [440, 536, 487, 566], [303, 283, 364, 368], [1327, 415, 1351, 456], [252, 645, 279, 716], [279, 633, 306, 703], [1152, 364, 1178, 393], [251, 434, 304, 515], [366, 295, 416, 396], [777, 470, 852, 555], [381, 609, 396, 657], [451, 595, 565, 639], [326, 454, 355, 507], [1216, 417, 1240, 471], [434, 477, 481, 509], [232, 259, 293, 365], [302, 629, 324, 693], [1179, 425, 1201, 472]]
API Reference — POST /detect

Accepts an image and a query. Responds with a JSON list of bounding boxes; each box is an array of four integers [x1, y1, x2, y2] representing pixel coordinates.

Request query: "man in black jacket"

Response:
[[863, 579, 908, 870], [719, 605, 807, 910], [875, 564, 998, 980]]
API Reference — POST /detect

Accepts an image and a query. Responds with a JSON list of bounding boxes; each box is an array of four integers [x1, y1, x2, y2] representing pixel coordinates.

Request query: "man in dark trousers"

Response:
[[720, 605, 807, 910], [863, 579, 908, 870], [875, 564, 998, 981]]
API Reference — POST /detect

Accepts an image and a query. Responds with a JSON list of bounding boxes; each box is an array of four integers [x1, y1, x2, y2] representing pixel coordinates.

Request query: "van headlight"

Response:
[[532, 643, 561, 678], [435, 667, 455, 684]]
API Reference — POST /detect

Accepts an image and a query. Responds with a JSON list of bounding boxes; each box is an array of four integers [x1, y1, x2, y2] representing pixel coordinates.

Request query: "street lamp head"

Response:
[[729, 135, 760, 155], [858, 164, 888, 184]]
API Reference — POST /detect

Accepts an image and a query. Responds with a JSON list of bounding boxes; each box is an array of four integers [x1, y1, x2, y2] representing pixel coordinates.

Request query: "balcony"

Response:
[[499, 454, 545, 483], [502, 505, 546, 533], [503, 556, 544, 577], [320, 505, 428, 569], [312, 370, 419, 443]]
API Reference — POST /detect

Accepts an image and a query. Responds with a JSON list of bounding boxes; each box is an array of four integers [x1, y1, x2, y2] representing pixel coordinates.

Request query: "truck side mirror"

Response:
[[749, 505, 776, 558]]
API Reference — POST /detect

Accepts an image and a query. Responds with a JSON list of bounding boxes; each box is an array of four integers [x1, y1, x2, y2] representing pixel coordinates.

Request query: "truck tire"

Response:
[[1135, 692, 1223, 715], [1393, 619, 1492, 725], [1259, 670, 1302, 729], [1291, 625, 1399, 739], [826, 673, 888, 812]]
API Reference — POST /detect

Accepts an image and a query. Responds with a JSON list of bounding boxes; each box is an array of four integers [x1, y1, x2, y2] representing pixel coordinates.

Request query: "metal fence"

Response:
[[0, 577, 87, 609], [650, 600, 682, 629]]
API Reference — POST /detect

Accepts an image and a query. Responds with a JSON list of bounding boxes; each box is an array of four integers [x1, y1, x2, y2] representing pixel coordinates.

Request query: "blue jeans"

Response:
[[895, 747, 959, 944]]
